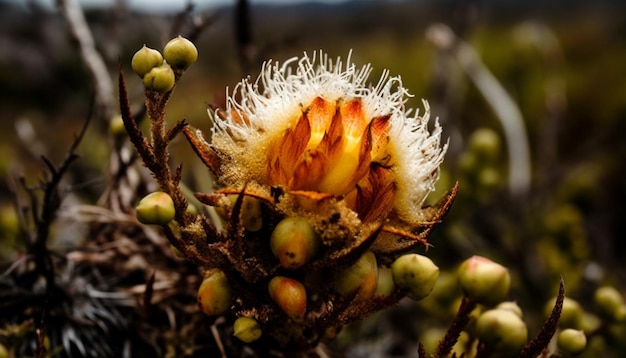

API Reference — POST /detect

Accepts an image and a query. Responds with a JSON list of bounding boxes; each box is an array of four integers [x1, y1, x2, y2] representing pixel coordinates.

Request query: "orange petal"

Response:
[[306, 96, 336, 148], [339, 99, 367, 140], [289, 150, 327, 191], [355, 164, 396, 223], [266, 112, 311, 185]]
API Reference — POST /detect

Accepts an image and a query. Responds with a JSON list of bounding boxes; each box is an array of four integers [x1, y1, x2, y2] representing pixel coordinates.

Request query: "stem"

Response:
[[435, 296, 477, 358]]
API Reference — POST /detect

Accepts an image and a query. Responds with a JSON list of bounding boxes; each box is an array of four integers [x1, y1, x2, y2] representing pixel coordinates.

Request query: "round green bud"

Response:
[[270, 216, 320, 269], [469, 128, 501, 161], [496, 301, 523, 318], [143, 63, 175, 93], [233, 316, 262, 343], [108, 114, 126, 137], [557, 329, 587, 355], [458, 256, 510, 306], [136, 191, 175, 225], [475, 309, 528, 352], [391, 253, 439, 300], [334, 251, 378, 303], [163, 36, 198, 70], [268, 276, 307, 321], [544, 296, 583, 329], [594, 286, 626, 322], [131, 45, 163, 78], [197, 269, 232, 316]]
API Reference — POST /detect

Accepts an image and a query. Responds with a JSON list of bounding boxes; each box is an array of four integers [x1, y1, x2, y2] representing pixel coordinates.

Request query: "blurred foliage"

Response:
[[1, 0, 626, 356]]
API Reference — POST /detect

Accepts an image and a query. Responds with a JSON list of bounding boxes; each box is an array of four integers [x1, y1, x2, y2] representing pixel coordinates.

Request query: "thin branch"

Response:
[[435, 296, 478, 358], [427, 24, 531, 196], [519, 278, 565, 358], [57, 0, 116, 121]]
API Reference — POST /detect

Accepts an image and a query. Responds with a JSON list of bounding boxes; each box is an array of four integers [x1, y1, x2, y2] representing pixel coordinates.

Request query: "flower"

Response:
[[207, 52, 446, 226]]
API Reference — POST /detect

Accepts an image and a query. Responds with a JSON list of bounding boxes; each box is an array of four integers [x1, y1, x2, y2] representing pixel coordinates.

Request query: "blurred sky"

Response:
[[18, 0, 353, 11]]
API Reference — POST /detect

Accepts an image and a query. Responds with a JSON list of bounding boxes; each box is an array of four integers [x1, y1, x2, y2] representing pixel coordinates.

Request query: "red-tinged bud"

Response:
[[163, 36, 198, 70], [475, 308, 528, 352], [233, 316, 262, 343], [143, 63, 175, 93], [458, 256, 510, 306], [268, 276, 307, 320], [197, 269, 232, 316], [334, 251, 378, 302], [135, 191, 175, 225], [391, 253, 439, 300], [270, 216, 320, 269], [131, 45, 163, 78], [557, 329, 587, 355]]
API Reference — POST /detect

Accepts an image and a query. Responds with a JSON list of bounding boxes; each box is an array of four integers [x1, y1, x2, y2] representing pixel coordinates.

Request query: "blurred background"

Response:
[[1, 0, 626, 356]]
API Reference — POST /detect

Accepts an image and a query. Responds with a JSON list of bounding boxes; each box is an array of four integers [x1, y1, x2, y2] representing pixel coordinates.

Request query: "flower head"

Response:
[[208, 52, 446, 225]]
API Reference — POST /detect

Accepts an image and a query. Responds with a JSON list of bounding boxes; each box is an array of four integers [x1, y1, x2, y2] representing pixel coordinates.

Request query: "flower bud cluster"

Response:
[[131, 36, 197, 93], [458, 128, 503, 201]]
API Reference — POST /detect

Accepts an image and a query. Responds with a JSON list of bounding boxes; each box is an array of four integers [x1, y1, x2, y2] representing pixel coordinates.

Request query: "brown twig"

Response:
[[435, 296, 478, 358], [519, 278, 565, 358]]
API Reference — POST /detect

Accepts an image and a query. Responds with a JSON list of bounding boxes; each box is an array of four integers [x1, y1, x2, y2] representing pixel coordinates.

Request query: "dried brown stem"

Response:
[[435, 296, 478, 358], [519, 278, 565, 358]]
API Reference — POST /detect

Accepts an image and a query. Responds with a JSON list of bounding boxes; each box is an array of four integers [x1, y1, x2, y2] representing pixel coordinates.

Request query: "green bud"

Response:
[[163, 36, 198, 70], [458, 256, 510, 306], [233, 316, 262, 343], [109, 114, 126, 137], [143, 63, 175, 93], [136, 191, 175, 225], [131, 45, 164, 78], [557, 329, 587, 355], [334, 251, 378, 302], [375, 266, 394, 296], [391, 253, 439, 300], [496, 301, 523, 318], [268, 276, 307, 320], [475, 309, 528, 352], [270, 216, 320, 269], [594, 286, 626, 322], [544, 296, 583, 329], [197, 269, 232, 316], [469, 128, 500, 161]]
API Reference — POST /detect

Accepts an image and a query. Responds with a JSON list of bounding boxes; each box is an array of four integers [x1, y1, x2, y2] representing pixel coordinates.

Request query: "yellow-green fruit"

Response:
[[268, 276, 307, 320], [334, 251, 378, 302], [458, 256, 510, 306], [557, 329, 587, 355], [469, 128, 500, 161], [233, 316, 262, 343], [163, 36, 198, 70], [391, 253, 439, 300], [0, 343, 8, 358], [544, 296, 583, 329], [594, 286, 626, 322], [109, 114, 126, 137], [496, 301, 523, 318], [197, 269, 232, 316], [131, 45, 163, 78], [270, 216, 320, 269], [475, 309, 528, 352], [143, 63, 175, 93], [136, 191, 175, 225]]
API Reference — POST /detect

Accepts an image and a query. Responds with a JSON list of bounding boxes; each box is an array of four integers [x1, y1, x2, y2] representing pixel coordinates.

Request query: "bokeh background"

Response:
[[1, 0, 626, 356]]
